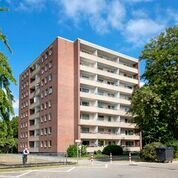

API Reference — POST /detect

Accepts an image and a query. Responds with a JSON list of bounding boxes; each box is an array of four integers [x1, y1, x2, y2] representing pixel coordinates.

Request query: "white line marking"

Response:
[[105, 164, 108, 168], [32, 167, 76, 173], [16, 171, 33, 178], [66, 167, 75, 172]]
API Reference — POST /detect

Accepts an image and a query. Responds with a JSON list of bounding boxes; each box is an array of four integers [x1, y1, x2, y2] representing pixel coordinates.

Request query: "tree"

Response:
[[0, 7, 16, 121], [0, 117, 18, 153], [131, 25, 178, 145]]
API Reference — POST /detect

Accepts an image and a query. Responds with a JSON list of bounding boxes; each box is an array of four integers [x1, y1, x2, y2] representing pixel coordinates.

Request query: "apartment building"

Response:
[[18, 36, 141, 154]]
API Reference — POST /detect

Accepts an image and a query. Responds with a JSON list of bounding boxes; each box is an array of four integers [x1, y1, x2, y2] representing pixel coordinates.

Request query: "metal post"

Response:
[[91, 154, 94, 165], [110, 152, 112, 163], [77, 143, 79, 164], [129, 152, 132, 164]]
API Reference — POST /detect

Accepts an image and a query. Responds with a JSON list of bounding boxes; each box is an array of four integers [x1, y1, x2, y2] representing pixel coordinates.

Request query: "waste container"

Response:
[[155, 147, 174, 163]]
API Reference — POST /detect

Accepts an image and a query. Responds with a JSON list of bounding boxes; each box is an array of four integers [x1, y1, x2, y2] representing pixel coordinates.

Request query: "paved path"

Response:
[[0, 161, 178, 178]]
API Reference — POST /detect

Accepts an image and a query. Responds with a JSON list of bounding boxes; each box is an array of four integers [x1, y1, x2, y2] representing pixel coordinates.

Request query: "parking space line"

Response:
[[16, 171, 33, 178], [33, 167, 76, 173], [78, 164, 108, 169], [66, 167, 75, 172]]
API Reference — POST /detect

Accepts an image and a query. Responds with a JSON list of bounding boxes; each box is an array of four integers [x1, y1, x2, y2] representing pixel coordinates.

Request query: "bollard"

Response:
[[129, 152, 132, 164], [90, 154, 94, 165], [110, 153, 112, 163]]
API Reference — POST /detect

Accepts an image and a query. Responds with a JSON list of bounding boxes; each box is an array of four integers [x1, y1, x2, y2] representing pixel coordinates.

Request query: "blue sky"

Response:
[[0, 0, 178, 116]]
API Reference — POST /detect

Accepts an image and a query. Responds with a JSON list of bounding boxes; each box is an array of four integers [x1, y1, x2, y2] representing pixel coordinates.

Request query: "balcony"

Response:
[[80, 105, 131, 116], [80, 119, 136, 129], [80, 132, 140, 140], [30, 100, 40, 109], [80, 92, 130, 105], [80, 51, 138, 74], [29, 147, 39, 152], [30, 66, 40, 77], [29, 136, 40, 141], [118, 75, 138, 85], [30, 112, 40, 120], [122, 146, 140, 152], [29, 123, 40, 130], [80, 65, 118, 80], [30, 89, 40, 98], [80, 78, 118, 91], [30, 77, 40, 88]]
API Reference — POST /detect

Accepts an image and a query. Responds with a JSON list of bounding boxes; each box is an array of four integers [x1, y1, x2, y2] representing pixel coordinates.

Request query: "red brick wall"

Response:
[[56, 38, 77, 152]]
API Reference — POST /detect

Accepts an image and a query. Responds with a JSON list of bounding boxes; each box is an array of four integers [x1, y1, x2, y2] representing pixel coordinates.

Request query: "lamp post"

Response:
[[75, 139, 81, 163]]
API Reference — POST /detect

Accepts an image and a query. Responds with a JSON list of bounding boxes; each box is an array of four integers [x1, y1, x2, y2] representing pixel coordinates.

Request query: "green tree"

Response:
[[0, 117, 18, 153], [131, 25, 178, 144], [0, 7, 16, 121]]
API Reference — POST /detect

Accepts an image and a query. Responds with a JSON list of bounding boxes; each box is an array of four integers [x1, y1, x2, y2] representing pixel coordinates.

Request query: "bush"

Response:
[[102, 144, 123, 155], [140, 142, 164, 162], [94, 150, 102, 155], [166, 140, 178, 158], [67, 144, 87, 157]]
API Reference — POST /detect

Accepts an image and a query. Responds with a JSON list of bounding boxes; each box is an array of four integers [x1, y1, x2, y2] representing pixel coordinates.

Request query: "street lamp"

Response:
[[75, 139, 81, 163]]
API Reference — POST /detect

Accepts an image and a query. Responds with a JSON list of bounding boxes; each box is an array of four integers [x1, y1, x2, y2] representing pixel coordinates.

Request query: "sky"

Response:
[[0, 0, 178, 116]]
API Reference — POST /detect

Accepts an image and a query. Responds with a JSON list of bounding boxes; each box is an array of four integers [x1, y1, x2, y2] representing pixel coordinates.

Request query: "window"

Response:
[[41, 79, 44, 86], [81, 127, 89, 133], [48, 113, 52, 120], [98, 115, 104, 121], [41, 57, 44, 63], [40, 141, 43, 147], [40, 116, 44, 123], [108, 116, 112, 122], [44, 102, 47, 109], [49, 61, 52, 68], [41, 92, 44, 98], [41, 68, 44, 74], [45, 54, 48, 59], [44, 77, 48, 84], [44, 128, 47, 135], [48, 127, 52, 134], [45, 64, 48, 72], [81, 101, 89, 106], [48, 74, 52, 81], [49, 49, 52, 56], [44, 89, 48, 96], [44, 115, 47, 122], [48, 101, 51, 108], [81, 114, 89, 120], [48, 87, 53, 94], [80, 87, 89, 93], [41, 129, 43, 135], [48, 140, 52, 147], [41, 104, 44, 111]]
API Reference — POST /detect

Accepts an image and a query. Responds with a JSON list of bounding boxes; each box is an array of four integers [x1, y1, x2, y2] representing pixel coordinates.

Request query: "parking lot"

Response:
[[0, 161, 178, 178]]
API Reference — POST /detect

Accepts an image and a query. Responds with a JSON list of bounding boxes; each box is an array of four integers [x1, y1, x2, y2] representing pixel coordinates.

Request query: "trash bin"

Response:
[[155, 147, 174, 163]]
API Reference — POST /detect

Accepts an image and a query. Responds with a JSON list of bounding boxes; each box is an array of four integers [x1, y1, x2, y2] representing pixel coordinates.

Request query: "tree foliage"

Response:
[[102, 144, 123, 155], [131, 25, 178, 144], [67, 144, 87, 157], [0, 116, 19, 153], [140, 142, 164, 162], [0, 7, 16, 120]]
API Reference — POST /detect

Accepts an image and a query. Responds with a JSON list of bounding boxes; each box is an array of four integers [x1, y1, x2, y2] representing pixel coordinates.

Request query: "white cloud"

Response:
[[125, 0, 153, 2], [107, 0, 125, 30], [125, 18, 165, 45], [6, 0, 47, 11], [5, 0, 178, 47], [132, 9, 149, 18], [166, 9, 178, 24], [140, 81, 145, 87], [57, 0, 126, 34], [13, 98, 19, 110]]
